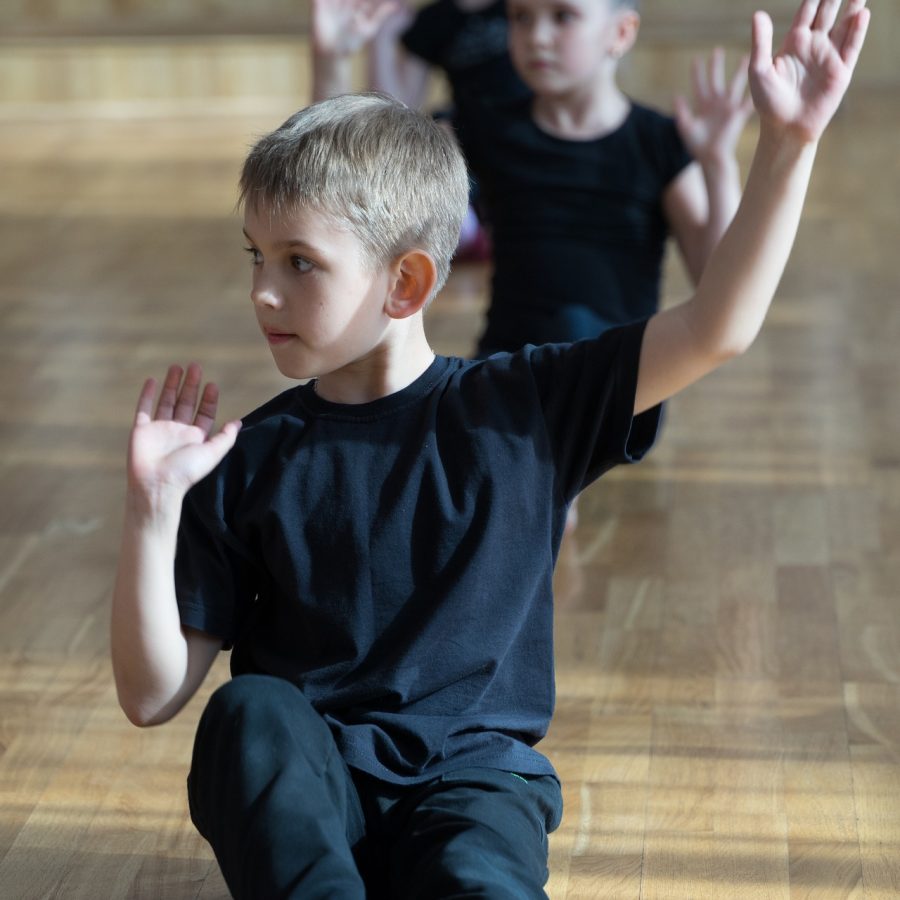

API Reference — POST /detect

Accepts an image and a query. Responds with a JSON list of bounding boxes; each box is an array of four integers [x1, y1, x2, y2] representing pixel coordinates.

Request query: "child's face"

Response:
[[243, 204, 393, 381], [507, 0, 624, 95]]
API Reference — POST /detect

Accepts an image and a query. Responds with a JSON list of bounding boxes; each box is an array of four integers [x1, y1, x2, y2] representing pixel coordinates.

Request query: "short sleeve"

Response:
[[175, 463, 258, 647], [525, 320, 662, 501], [648, 110, 694, 188]]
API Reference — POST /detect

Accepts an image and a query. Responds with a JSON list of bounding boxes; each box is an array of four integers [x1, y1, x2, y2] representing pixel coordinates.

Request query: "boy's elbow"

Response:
[[115, 681, 178, 728], [699, 318, 761, 364], [120, 698, 176, 728], [713, 333, 755, 363]]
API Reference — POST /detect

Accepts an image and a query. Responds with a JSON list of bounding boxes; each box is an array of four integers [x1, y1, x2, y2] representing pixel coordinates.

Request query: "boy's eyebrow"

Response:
[[241, 227, 322, 254]]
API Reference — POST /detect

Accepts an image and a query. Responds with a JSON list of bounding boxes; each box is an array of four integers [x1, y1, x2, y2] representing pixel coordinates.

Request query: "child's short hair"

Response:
[[239, 93, 470, 301]]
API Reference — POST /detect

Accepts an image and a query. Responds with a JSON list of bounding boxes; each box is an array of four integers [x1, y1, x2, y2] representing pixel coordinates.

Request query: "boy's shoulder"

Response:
[[240, 383, 306, 430]]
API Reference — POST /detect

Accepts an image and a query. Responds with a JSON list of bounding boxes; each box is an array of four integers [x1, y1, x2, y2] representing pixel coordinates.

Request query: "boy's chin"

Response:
[[269, 353, 317, 383]]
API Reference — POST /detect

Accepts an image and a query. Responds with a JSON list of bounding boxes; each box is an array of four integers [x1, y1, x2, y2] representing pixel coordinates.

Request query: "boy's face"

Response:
[[507, 0, 624, 95], [243, 204, 392, 381]]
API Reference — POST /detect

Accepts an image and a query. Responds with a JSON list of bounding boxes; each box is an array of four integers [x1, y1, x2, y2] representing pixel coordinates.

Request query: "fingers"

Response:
[[199, 420, 243, 472], [672, 94, 693, 136], [146, 363, 222, 431], [830, 0, 869, 66], [750, 11, 774, 77], [812, 0, 843, 33], [154, 365, 184, 420], [134, 377, 157, 426], [691, 56, 709, 104], [729, 54, 750, 104], [193, 382, 221, 436], [172, 362, 202, 424], [709, 46, 726, 95], [792, 0, 820, 30]]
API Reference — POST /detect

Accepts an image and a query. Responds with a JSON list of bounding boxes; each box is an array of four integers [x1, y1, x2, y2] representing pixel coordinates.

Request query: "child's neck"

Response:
[[531, 79, 630, 141], [313, 317, 435, 406]]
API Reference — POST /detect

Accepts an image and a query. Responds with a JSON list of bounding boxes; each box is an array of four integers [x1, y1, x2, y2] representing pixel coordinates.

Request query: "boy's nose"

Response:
[[530, 15, 554, 46], [250, 275, 282, 309]]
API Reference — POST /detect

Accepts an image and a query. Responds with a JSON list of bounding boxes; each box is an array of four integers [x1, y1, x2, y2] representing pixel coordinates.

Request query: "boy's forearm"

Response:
[[687, 128, 816, 356], [313, 50, 354, 102], [698, 154, 743, 274], [110, 493, 194, 726]]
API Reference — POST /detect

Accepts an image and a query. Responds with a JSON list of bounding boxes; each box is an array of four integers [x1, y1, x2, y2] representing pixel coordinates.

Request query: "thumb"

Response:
[[673, 94, 691, 135], [750, 11, 773, 77]]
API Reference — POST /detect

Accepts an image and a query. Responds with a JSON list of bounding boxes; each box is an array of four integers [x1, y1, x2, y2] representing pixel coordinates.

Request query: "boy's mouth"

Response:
[[264, 329, 295, 345]]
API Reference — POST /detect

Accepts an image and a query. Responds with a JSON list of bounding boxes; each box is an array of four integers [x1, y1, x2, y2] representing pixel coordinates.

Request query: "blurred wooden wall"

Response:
[[1, 0, 896, 118]]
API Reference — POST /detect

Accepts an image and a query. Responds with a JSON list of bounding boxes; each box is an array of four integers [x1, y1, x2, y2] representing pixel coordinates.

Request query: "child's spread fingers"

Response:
[[172, 362, 203, 424], [710, 47, 726, 95], [812, 0, 843, 33], [193, 382, 221, 435], [134, 378, 157, 425], [792, 0, 820, 30], [155, 365, 184, 420], [839, 7, 870, 67], [750, 12, 774, 77], [729, 56, 750, 104], [691, 57, 709, 103]]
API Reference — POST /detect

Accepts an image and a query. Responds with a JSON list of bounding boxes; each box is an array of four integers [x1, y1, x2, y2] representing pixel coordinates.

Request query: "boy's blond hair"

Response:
[[239, 93, 470, 301]]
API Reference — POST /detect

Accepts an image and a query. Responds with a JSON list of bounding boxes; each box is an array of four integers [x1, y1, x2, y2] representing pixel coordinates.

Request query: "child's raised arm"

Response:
[[368, 2, 431, 108], [665, 48, 753, 284], [311, 0, 399, 100], [635, 0, 870, 415], [111, 364, 240, 726]]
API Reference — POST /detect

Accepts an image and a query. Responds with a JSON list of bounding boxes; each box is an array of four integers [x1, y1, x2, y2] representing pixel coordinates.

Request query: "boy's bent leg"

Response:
[[187, 674, 367, 900], [389, 768, 563, 900]]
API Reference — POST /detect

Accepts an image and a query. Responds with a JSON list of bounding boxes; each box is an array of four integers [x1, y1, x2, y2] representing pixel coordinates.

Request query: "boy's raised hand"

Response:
[[749, 0, 869, 143], [312, 0, 398, 57], [127, 364, 240, 504], [675, 49, 753, 166]]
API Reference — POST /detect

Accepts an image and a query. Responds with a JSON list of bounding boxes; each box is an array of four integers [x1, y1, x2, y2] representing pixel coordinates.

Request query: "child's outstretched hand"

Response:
[[675, 48, 754, 167], [749, 0, 870, 143], [312, 0, 398, 57], [127, 364, 240, 504]]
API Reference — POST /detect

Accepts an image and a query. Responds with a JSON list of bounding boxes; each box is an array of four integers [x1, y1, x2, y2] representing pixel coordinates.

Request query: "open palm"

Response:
[[749, 0, 869, 143], [675, 48, 753, 166], [128, 364, 240, 498], [312, 0, 398, 56]]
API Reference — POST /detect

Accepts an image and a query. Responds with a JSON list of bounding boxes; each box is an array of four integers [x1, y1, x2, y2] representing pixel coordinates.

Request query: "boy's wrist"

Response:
[[124, 483, 185, 531], [754, 124, 819, 174], [699, 152, 741, 180]]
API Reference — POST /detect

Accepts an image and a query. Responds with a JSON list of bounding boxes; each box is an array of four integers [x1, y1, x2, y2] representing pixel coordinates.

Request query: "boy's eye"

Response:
[[553, 8, 575, 23], [291, 256, 314, 274], [244, 246, 262, 265], [510, 8, 531, 26]]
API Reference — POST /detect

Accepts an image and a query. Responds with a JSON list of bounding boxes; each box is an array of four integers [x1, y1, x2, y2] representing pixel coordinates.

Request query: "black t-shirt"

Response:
[[176, 323, 660, 784], [401, 0, 528, 111], [457, 97, 693, 354]]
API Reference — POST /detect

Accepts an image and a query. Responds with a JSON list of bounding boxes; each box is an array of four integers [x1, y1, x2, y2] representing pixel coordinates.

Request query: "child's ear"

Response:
[[385, 250, 438, 320], [611, 10, 640, 59]]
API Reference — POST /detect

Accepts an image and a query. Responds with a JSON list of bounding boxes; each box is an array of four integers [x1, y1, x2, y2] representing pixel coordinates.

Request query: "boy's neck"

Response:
[[531, 79, 630, 141], [313, 317, 436, 406]]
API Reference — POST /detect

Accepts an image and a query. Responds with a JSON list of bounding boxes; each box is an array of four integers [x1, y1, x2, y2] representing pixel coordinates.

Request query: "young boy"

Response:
[[111, 2, 869, 897], [340, 0, 753, 354]]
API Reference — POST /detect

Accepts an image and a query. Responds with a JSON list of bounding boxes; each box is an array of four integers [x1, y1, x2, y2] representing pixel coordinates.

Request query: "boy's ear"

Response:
[[385, 249, 438, 320], [611, 10, 640, 59]]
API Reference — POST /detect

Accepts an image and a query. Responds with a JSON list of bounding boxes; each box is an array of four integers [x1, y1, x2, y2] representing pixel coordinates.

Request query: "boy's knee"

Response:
[[196, 674, 337, 768], [202, 674, 294, 724]]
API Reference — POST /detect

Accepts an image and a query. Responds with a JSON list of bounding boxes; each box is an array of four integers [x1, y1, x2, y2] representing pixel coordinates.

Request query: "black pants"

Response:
[[188, 675, 563, 900]]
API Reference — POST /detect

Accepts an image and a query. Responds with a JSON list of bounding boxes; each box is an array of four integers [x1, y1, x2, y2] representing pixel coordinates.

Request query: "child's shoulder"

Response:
[[624, 100, 680, 137]]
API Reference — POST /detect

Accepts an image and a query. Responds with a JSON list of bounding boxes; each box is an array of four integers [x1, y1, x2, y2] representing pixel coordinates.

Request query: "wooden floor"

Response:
[[1, 91, 898, 899]]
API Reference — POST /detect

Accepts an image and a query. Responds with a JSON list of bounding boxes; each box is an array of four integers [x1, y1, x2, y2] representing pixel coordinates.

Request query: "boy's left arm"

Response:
[[664, 48, 753, 284], [635, 0, 870, 416]]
